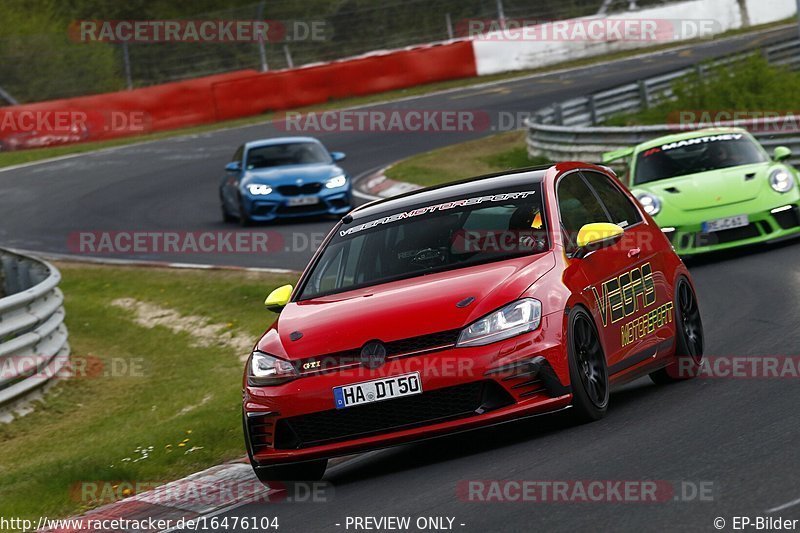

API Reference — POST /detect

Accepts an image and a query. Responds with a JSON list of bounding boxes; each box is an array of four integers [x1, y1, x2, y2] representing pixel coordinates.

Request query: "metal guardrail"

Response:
[[526, 37, 800, 167], [0, 249, 69, 409]]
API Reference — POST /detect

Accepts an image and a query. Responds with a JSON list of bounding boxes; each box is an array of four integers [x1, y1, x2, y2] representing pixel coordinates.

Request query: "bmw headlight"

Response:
[[636, 193, 661, 216], [325, 174, 347, 189], [457, 299, 542, 347], [769, 168, 794, 193], [247, 184, 273, 195], [248, 352, 298, 386]]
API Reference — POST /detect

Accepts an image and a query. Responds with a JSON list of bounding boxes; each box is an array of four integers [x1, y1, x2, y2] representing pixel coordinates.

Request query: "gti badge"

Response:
[[360, 341, 387, 369]]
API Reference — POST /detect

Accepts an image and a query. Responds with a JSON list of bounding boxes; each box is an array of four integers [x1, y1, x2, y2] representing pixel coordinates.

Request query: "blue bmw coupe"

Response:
[[220, 137, 352, 225]]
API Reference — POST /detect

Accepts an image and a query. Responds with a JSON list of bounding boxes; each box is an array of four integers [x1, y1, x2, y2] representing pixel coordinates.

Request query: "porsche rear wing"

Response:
[[601, 147, 634, 164]]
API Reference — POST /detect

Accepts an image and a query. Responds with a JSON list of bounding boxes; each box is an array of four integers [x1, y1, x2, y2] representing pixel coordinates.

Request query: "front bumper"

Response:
[[660, 203, 800, 255], [243, 186, 351, 221], [243, 313, 571, 466]]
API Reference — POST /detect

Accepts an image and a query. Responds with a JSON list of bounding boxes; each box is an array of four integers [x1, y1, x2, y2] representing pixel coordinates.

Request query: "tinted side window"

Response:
[[582, 171, 642, 228], [557, 173, 610, 253]]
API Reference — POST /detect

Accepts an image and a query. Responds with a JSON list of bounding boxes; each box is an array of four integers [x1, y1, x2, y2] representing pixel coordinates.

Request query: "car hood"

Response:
[[242, 163, 343, 186], [256, 252, 557, 360], [636, 163, 770, 211]]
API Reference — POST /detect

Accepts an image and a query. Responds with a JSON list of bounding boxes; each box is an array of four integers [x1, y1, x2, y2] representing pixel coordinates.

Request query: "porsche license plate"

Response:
[[702, 215, 749, 233], [333, 372, 422, 409]]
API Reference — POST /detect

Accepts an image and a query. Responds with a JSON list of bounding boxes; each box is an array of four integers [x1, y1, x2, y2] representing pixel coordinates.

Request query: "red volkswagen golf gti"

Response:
[[243, 162, 704, 481]]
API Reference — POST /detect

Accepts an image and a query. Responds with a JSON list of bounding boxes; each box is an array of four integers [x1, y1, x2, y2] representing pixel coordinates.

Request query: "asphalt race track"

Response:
[[5, 26, 800, 532]]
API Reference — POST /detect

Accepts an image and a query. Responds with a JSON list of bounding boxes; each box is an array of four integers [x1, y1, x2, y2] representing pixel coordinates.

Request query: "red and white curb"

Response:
[[352, 166, 421, 201]]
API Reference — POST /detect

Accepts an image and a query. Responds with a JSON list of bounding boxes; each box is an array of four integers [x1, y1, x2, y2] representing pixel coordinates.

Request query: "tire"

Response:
[[650, 278, 704, 384], [221, 195, 236, 223], [237, 194, 252, 227], [567, 307, 610, 422], [252, 460, 328, 484]]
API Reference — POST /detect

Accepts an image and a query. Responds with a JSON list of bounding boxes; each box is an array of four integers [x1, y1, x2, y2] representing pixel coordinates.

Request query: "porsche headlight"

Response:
[[769, 168, 794, 193], [247, 184, 273, 195], [248, 352, 298, 386], [636, 193, 661, 216], [457, 299, 542, 347], [326, 174, 347, 189]]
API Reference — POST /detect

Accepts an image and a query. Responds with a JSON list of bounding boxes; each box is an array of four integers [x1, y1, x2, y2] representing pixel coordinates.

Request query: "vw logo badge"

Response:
[[360, 341, 387, 369]]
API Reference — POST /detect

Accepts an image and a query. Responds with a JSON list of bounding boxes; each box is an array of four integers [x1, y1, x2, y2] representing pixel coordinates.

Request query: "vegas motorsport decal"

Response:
[[340, 191, 538, 237], [590, 262, 674, 347]]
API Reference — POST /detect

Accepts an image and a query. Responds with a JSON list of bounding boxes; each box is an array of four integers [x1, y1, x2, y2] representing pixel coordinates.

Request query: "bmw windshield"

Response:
[[298, 184, 549, 300], [634, 133, 767, 184], [246, 142, 331, 170]]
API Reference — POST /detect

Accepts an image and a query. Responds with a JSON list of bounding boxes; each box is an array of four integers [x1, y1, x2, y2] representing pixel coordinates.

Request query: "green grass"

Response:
[[0, 264, 298, 520], [606, 53, 800, 126], [1, 20, 790, 170], [385, 130, 549, 187]]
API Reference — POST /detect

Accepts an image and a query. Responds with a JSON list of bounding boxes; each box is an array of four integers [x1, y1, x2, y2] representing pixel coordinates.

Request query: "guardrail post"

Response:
[[553, 103, 564, 125], [588, 94, 598, 125], [638, 80, 650, 110]]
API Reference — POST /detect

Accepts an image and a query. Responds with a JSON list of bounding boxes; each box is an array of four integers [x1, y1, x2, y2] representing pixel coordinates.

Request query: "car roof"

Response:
[[349, 166, 551, 221], [245, 137, 321, 150], [634, 127, 750, 152]]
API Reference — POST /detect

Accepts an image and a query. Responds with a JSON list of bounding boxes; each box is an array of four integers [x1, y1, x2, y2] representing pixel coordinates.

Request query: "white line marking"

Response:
[[766, 496, 800, 514], [6, 248, 298, 274]]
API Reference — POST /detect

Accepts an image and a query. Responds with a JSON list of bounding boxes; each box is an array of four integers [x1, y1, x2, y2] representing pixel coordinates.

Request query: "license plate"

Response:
[[287, 196, 319, 206], [702, 214, 749, 233], [333, 372, 422, 409]]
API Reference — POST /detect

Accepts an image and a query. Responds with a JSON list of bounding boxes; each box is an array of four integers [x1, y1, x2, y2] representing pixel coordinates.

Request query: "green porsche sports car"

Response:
[[604, 127, 800, 255]]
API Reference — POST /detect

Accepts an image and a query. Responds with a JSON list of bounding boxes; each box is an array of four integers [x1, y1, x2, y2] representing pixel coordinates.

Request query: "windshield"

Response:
[[298, 184, 549, 300], [633, 133, 767, 184], [246, 142, 331, 169]]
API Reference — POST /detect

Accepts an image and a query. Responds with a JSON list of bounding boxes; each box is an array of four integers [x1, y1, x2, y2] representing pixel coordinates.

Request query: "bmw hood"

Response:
[[242, 164, 345, 187], [637, 163, 772, 211], [256, 252, 556, 361]]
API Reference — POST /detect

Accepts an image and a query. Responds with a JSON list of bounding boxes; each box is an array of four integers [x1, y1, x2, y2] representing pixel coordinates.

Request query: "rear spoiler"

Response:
[[601, 147, 634, 164]]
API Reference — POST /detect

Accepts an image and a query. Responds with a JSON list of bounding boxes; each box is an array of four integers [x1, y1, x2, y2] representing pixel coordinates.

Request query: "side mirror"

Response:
[[225, 161, 242, 172], [774, 146, 792, 161], [330, 151, 346, 162], [574, 223, 624, 258], [265, 284, 293, 312]]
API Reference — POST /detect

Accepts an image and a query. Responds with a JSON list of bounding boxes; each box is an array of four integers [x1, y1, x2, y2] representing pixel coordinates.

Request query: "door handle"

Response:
[[627, 248, 641, 258]]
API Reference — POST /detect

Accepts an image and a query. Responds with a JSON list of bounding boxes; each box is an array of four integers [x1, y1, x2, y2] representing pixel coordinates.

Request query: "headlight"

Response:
[[325, 174, 347, 189], [769, 168, 794, 193], [247, 184, 273, 195], [636, 193, 661, 216], [456, 299, 542, 347], [248, 352, 298, 386]]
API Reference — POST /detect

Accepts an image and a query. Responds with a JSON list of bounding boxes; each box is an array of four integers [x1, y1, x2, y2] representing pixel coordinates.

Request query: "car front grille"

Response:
[[273, 381, 514, 449], [277, 183, 323, 196], [296, 329, 462, 375]]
